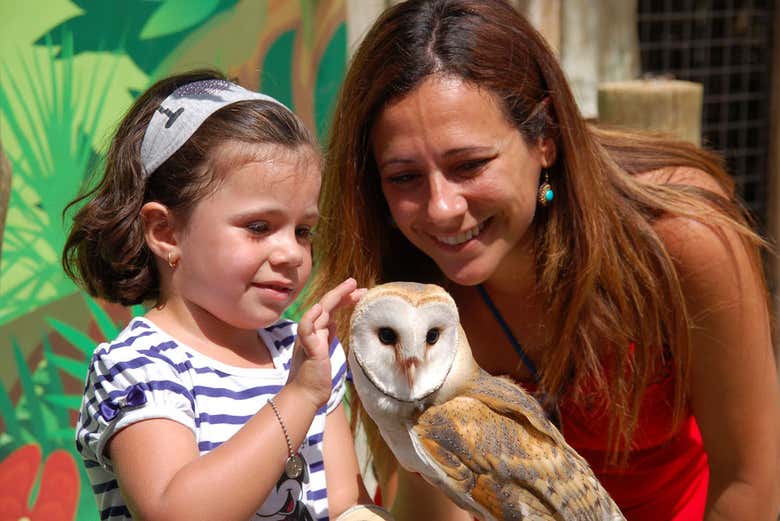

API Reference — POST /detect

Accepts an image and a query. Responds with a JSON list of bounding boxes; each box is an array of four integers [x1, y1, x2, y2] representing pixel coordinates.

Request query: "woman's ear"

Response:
[[140, 202, 178, 263], [539, 137, 557, 168]]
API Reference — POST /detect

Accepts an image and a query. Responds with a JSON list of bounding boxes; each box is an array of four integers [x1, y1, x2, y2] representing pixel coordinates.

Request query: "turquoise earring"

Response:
[[537, 169, 554, 206]]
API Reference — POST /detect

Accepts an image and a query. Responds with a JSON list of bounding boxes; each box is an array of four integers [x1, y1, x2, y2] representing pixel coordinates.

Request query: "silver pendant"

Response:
[[284, 453, 304, 479]]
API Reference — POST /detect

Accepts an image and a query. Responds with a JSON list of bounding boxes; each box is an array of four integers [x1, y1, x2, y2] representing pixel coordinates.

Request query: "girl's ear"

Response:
[[140, 202, 178, 263]]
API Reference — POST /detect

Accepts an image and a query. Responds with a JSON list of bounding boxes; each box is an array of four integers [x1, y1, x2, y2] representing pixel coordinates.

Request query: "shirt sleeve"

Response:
[[76, 342, 197, 471], [326, 335, 348, 414]]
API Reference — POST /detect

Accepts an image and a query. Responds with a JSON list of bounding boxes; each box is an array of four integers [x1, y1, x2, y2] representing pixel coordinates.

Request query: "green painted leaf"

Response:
[[42, 337, 70, 428], [314, 22, 346, 142], [131, 304, 147, 317], [260, 29, 295, 110], [47, 353, 88, 381], [0, 382, 22, 442], [32, 357, 52, 387], [39, 399, 62, 436], [43, 395, 83, 411], [19, 428, 36, 446], [51, 427, 79, 440], [45, 317, 97, 358], [140, 0, 221, 40], [36, 0, 239, 75], [0, 436, 15, 460], [12, 339, 49, 452], [84, 294, 119, 339], [0, 28, 115, 325]]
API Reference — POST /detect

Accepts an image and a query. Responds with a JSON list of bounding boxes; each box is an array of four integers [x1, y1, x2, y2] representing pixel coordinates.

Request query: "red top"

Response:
[[554, 372, 708, 520]]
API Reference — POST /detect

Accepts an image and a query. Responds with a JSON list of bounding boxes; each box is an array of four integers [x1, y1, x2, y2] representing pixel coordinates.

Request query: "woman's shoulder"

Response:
[[635, 165, 729, 198], [639, 167, 760, 289]]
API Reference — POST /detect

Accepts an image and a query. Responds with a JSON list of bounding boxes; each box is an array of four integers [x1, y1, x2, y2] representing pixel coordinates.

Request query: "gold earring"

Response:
[[167, 252, 179, 269], [537, 169, 554, 207]]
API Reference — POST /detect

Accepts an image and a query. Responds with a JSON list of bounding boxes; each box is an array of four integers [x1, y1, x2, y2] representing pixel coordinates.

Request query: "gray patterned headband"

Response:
[[140, 79, 287, 178]]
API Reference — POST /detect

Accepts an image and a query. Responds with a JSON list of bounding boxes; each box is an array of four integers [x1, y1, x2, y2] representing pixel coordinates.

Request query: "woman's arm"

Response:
[[656, 179, 780, 520], [378, 465, 472, 521], [323, 402, 373, 517]]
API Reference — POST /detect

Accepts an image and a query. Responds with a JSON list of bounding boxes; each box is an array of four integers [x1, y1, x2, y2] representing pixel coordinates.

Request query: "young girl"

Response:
[[64, 70, 373, 521]]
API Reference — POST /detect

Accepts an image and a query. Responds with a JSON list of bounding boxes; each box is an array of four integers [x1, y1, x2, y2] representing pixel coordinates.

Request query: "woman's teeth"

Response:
[[435, 221, 486, 245]]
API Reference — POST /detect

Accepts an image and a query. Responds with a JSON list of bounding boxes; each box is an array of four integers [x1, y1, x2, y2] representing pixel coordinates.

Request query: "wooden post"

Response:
[[514, 0, 561, 53], [561, 0, 639, 119], [345, 0, 387, 58], [597, 79, 703, 145]]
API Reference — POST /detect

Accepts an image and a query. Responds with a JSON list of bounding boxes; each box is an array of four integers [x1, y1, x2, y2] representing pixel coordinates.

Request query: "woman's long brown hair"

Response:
[[308, 0, 768, 471]]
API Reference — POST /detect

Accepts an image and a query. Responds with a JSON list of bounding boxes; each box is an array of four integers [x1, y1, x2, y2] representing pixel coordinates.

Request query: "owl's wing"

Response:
[[411, 370, 621, 521], [463, 370, 570, 448]]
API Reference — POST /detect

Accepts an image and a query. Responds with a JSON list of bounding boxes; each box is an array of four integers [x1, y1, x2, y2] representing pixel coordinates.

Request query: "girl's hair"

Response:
[[63, 70, 316, 305], [308, 0, 768, 467]]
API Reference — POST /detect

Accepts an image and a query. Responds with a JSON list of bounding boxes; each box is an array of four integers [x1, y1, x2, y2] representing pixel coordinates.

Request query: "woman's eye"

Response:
[[385, 172, 419, 185], [456, 158, 489, 174], [296, 226, 314, 240], [247, 222, 269, 234]]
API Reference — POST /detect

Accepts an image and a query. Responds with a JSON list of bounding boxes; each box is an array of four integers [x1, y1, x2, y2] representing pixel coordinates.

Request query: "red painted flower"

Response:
[[0, 444, 79, 521]]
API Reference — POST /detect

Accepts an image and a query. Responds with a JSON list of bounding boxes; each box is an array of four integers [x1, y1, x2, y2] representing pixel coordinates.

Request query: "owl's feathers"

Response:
[[413, 371, 620, 520], [348, 282, 625, 521]]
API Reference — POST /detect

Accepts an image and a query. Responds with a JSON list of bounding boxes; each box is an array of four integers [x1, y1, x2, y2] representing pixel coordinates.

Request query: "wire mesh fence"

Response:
[[638, 0, 775, 229]]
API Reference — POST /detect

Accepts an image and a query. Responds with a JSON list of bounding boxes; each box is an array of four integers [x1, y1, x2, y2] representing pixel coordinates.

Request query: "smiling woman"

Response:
[[371, 75, 552, 287], [307, 1, 780, 520]]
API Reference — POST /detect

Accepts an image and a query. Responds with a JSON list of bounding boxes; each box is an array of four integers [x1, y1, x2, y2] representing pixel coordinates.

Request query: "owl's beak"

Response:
[[399, 356, 420, 388]]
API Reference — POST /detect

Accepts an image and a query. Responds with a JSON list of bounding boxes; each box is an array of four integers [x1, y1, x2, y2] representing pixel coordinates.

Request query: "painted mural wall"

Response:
[[0, 1, 347, 518]]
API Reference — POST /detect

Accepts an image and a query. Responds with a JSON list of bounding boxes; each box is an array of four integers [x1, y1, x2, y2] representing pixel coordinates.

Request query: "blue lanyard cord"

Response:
[[476, 284, 542, 383], [476, 284, 561, 428]]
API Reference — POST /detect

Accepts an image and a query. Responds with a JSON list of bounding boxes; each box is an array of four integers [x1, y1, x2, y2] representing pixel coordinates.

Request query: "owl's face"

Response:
[[349, 282, 460, 402]]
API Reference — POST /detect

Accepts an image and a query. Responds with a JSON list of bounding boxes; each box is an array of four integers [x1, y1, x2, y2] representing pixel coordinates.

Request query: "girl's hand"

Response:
[[287, 278, 366, 408]]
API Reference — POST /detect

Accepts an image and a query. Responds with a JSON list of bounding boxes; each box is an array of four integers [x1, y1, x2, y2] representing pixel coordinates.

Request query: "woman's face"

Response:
[[371, 75, 553, 286]]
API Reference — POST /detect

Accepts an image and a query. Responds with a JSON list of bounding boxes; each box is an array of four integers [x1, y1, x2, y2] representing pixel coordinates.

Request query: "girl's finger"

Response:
[[350, 288, 368, 303], [326, 321, 338, 347], [297, 303, 322, 339], [318, 278, 358, 315], [313, 308, 331, 332]]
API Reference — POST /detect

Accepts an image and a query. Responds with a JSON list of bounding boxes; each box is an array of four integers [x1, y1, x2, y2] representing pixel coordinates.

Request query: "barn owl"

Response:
[[348, 282, 625, 521]]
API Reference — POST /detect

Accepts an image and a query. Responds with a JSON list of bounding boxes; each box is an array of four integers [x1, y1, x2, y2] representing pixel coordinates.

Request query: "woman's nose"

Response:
[[427, 175, 467, 223]]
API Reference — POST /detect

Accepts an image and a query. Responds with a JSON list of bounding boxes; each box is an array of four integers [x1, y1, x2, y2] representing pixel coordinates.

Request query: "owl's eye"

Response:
[[426, 328, 440, 345], [377, 327, 398, 345]]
